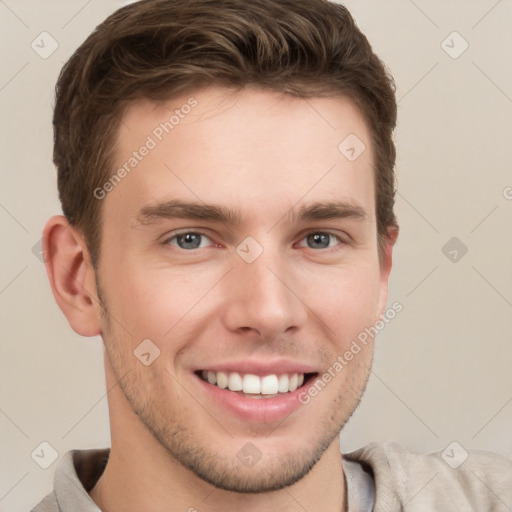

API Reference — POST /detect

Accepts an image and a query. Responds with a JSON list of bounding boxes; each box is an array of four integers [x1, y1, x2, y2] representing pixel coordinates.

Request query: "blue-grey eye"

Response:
[[303, 232, 340, 249], [170, 232, 210, 250]]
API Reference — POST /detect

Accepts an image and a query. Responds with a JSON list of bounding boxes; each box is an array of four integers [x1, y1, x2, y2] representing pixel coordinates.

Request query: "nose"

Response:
[[221, 245, 308, 342]]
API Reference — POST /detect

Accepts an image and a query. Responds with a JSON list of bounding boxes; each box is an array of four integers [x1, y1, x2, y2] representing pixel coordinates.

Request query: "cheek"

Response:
[[316, 264, 383, 339], [101, 258, 224, 342]]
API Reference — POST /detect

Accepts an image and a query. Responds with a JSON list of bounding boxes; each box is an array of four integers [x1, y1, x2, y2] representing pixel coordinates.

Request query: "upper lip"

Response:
[[195, 359, 318, 376]]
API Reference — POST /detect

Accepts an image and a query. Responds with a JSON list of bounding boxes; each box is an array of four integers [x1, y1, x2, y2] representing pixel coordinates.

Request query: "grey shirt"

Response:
[[31, 441, 512, 511]]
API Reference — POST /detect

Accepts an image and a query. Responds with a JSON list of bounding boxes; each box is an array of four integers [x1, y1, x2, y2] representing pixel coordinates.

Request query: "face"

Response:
[[94, 87, 393, 492]]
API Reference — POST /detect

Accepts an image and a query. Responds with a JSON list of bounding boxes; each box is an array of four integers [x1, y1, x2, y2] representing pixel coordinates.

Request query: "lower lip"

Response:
[[195, 374, 315, 423]]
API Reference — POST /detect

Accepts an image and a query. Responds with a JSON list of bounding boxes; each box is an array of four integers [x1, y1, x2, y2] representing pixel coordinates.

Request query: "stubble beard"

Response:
[[97, 282, 371, 494]]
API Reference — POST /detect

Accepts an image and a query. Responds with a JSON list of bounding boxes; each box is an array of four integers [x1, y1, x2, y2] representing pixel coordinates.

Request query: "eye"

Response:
[[165, 232, 214, 250], [298, 232, 342, 250]]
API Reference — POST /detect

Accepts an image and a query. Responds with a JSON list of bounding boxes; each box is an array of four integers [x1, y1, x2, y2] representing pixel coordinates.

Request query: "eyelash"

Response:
[[163, 230, 345, 252]]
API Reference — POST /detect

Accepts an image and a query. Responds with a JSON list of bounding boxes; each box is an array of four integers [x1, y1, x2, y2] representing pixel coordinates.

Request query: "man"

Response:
[[33, 0, 512, 510]]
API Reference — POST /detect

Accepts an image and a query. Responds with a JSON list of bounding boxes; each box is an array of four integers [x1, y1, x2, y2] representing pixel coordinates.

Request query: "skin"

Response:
[[44, 87, 397, 512]]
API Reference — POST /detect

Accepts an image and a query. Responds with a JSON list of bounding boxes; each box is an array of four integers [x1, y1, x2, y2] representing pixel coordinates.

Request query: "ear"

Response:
[[42, 215, 102, 337], [377, 225, 399, 315]]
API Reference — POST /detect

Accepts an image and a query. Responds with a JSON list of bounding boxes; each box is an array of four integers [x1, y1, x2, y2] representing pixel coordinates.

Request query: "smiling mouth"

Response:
[[196, 370, 317, 398]]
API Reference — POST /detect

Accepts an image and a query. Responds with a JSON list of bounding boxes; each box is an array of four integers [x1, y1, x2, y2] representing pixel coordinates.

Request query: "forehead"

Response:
[[119, 87, 372, 155], [106, 87, 375, 225]]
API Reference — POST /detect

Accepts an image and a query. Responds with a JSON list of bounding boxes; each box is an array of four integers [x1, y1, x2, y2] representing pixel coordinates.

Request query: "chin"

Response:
[[175, 443, 330, 493]]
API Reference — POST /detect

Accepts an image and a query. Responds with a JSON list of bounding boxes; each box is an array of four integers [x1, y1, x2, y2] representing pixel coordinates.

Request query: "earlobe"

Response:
[[43, 215, 102, 337]]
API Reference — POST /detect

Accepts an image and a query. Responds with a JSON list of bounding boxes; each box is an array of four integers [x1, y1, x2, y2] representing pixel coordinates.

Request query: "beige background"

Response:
[[1, 0, 511, 510]]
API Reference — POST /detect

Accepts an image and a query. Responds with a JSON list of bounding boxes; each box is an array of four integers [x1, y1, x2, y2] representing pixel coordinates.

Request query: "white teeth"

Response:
[[260, 375, 279, 394], [201, 371, 307, 395], [216, 371, 228, 389], [243, 374, 261, 394], [228, 372, 243, 391], [289, 373, 298, 392], [278, 374, 289, 393]]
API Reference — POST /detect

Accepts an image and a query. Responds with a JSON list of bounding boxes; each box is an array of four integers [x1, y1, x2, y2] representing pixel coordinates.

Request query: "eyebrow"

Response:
[[289, 201, 369, 223], [135, 199, 369, 227], [136, 200, 242, 226]]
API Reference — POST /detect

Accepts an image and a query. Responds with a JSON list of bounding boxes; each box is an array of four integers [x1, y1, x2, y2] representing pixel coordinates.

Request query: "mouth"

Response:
[[195, 370, 317, 399]]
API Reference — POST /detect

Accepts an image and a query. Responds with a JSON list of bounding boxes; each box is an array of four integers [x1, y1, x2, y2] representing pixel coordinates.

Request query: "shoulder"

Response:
[[344, 441, 512, 511], [30, 448, 109, 512], [30, 491, 59, 512]]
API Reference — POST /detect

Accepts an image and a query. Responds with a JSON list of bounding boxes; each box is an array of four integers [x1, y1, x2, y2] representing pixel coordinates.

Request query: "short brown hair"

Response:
[[54, 0, 397, 265]]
